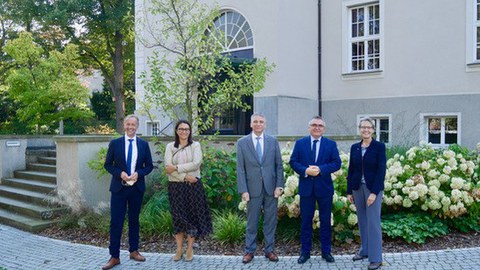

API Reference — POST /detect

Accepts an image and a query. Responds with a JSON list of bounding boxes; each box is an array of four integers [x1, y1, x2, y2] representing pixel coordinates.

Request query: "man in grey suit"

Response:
[[237, 113, 284, 264]]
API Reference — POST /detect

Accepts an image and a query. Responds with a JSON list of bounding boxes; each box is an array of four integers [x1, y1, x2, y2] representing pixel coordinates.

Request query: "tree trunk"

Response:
[[112, 30, 125, 133]]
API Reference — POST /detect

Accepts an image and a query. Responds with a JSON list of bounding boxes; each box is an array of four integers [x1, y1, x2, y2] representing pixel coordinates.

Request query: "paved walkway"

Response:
[[0, 224, 479, 270]]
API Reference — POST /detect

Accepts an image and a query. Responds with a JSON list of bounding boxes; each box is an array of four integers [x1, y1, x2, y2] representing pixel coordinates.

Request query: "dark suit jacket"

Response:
[[289, 136, 341, 198], [104, 136, 153, 193], [346, 139, 386, 195], [236, 133, 284, 197]]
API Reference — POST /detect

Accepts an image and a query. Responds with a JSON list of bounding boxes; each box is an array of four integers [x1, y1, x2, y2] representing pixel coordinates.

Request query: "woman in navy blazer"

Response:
[[346, 118, 386, 270]]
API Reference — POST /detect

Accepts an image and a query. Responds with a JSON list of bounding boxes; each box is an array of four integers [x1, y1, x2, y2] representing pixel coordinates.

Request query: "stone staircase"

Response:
[[0, 148, 67, 232]]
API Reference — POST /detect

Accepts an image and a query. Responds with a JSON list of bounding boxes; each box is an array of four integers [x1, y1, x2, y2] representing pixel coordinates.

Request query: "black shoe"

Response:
[[368, 262, 382, 269], [352, 253, 368, 261], [322, 253, 335, 263], [297, 254, 310, 264]]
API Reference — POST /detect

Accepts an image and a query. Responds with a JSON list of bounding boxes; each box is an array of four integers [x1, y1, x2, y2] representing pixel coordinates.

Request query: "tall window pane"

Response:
[[428, 118, 441, 144]]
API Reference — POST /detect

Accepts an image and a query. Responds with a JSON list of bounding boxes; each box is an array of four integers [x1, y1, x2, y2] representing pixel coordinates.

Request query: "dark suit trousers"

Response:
[[109, 186, 144, 258], [300, 194, 333, 255]]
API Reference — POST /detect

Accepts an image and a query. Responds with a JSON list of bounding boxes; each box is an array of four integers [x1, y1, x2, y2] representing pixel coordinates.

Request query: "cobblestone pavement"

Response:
[[1, 224, 479, 270]]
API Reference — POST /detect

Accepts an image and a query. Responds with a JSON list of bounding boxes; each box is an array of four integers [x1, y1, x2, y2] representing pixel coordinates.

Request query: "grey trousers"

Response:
[[245, 190, 278, 254], [353, 184, 383, 263]]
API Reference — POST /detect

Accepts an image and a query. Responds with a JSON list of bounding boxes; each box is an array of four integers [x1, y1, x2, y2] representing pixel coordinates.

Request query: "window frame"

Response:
[[357, 114, 392, 144], [342, 0, 384, 75], [210, 10, 255, 54], [467, 0, 480, 67], [419, 113, 461, 147], [145, 120, 161, 136]]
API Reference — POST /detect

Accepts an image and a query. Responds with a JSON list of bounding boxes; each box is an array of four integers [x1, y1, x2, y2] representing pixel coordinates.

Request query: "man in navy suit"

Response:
[[289, 116, 341, 264], [101, 115, 153, 270]]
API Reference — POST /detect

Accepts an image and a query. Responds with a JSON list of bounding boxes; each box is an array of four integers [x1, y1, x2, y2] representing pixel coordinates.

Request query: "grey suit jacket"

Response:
[[236, 133, 284, 197]]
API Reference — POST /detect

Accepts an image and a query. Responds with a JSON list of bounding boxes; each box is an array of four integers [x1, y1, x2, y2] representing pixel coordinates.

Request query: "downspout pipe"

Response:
[[318, 0, 322, 116]]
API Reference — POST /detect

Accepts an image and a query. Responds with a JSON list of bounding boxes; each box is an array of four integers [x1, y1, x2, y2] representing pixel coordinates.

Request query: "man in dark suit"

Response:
[[237, 113, 284, 264], [289, 116, 341, 264], [101, 115, 153, 270]]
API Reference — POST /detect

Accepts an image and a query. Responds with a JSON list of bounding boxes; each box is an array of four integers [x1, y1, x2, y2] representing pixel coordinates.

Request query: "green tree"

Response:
[[43, 0, 135, 133], [139, 0, 273, 133], [4, 32, 93, 133]]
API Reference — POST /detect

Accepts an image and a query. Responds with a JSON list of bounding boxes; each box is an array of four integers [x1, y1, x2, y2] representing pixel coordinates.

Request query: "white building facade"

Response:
[[135, 0, 480, 149]]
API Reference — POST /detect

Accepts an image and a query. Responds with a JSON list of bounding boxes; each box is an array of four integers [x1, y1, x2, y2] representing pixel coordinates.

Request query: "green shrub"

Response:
[[212, 210, 246, 245], [82, 212, 110, 235], [201, 144, 240, 210], [140, 192, 173, 237], [382, 212, 449, 244], [276, 217, 301, 243], [87, 147, 109, 179]]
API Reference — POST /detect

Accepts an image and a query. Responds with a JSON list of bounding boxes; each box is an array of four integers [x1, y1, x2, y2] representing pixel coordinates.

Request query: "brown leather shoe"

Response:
[[265, 251, 279, 262], [130, 250, 146, 262], [101, 257, 120, 270], [242, 253, 254, 264]]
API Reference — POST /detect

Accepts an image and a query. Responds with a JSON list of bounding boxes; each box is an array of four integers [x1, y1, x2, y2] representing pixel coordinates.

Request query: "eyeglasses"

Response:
[[310, 124, 325, 128], [360, 126, 374, 130], [177, 128, 190, 132]]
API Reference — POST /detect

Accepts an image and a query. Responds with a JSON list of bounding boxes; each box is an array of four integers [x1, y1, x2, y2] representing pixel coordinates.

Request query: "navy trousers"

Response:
[[299, 194, 333, 255]]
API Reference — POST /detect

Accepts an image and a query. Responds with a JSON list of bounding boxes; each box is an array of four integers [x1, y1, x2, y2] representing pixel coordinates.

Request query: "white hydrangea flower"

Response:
[[347, 213, 358, 226], [384, 182, 392, 191], [390, 190, 398, 197], [438, 174, 450, 184], [428, 185, 439, 197], [427, 169, 439, 179], [448, 158, 457, 168], [421, 203, 429, 211], [451, 189, 462, 203], [394, 195, 403, 205], [405, 179, 414, 187], [393, 182, 404, 189], [443, 150, 455, 159], [443, 166, 452, 175], [441, 196, 451, 207], [238, 200, 247, 211], [420, 161, 430, 170], [409, 191, 419, 201], [428, 199, 442, 210], [384, 197, 395, 205], [456, 153, 463, 159], [403, 198, 413, 208], [416, 184, 429, 197], [294, 194, 300, 205], [283, 187, 294, 197], [450, 177, 464, 190], [459, 164, 468, 172], [349, 203, 357, 212], [428, 179, 441, 189], [437, 158, 446, 166]]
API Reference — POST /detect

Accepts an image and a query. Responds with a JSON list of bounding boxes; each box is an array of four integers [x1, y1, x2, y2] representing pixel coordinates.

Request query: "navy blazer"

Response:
[[289, 136, 341, 198], [346, 139, 386, 195], [104, 136, 153, 193]]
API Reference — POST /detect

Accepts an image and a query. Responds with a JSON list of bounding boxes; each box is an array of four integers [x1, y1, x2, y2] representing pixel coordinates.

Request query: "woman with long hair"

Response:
[[164, 120, 212, 262]]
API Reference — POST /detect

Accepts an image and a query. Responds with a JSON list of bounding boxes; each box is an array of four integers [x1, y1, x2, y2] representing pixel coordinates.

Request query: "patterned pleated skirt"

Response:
[[168, 180, 213, 238]]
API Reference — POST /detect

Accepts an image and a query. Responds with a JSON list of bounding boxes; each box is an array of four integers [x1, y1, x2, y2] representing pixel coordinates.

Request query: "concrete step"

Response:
[[2, 178, 57, 194], [0, 186, 56, 207], [38, 157, 56, 165], [27, 163, 56, 173], [46, 150, 57, 157], [13, 171, 56, 184], [0, 208, 58, 232], [0, 197, 67, 220]]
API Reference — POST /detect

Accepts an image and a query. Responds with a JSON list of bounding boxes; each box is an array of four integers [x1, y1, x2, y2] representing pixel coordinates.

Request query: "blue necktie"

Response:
[[126, 139, 133, 175], [311, 139, 318, 163], [255, 137, 263, 162]]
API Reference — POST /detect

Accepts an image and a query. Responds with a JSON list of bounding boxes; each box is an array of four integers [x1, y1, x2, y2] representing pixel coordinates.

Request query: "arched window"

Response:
[[212, 11, 254, 58], [202, 10, 254, 135]]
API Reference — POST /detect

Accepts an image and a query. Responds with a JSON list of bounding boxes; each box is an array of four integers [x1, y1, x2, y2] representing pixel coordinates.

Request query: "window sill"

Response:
[[342, 70, 384, 80]]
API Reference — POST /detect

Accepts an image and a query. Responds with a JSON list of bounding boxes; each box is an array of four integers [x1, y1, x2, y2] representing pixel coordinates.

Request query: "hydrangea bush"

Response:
[[238, 142, 480, 243]]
